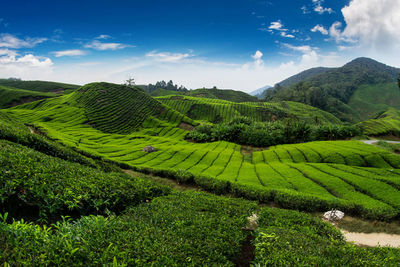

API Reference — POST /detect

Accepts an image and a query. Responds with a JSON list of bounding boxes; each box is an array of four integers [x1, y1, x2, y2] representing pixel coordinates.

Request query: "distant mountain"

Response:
[[266, 57, 400, 122], [250, 85, 271, 96], [277, 67, 332, 88]]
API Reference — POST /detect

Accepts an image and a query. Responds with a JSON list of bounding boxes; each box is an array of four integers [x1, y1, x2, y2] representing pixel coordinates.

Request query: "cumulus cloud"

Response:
[[267, 21, 296, 38], [269, 21, 284, 31], [311, 25, 328, 35], [84, 40, 132, 51], [339, 0, 400, 50], [0, 49, 53, 79], [52, 49, 86, 57], [312, 0, 333, 14], [280, 32, 295, 38], [0, 34, 47, 49]]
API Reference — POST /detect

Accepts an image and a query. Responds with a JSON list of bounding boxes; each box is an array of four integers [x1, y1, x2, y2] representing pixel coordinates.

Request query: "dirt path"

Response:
[[362, 140, 400, 145], [342, 230, 400, 248]]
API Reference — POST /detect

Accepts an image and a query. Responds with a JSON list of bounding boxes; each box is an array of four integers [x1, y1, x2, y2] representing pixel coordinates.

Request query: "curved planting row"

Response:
[[156, 95, 341, 124]]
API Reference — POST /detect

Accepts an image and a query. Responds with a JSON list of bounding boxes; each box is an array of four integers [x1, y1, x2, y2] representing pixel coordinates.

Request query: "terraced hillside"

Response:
[[1, 131, 398, 265], [4, 83, 400, 220], [0, 79, 79, 93], [0, 79, 80, 108], [359, 108, 400, 137], [187, 88, 258, 102], [348, 83, 400, 120], [0, 85, 55, 108], [157, 95, 341, 124], [17, 82, 194, 134]]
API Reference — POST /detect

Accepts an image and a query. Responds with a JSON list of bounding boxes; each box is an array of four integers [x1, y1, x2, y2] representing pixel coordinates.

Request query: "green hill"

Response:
[[0, 85, 55, 108], [187, 88, 258, 102], [277, 67, 332, 87], [156, 95, 341, 124], [359, 108, 400, 136], [0, 79, 80, 93], [9, 82, 193, 135], [0, 79, 81, 108], [266, 57, 400, 122]]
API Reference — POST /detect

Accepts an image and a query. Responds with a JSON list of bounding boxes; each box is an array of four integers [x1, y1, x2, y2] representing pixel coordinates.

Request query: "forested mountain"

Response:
[[266, 58, 400, 122]]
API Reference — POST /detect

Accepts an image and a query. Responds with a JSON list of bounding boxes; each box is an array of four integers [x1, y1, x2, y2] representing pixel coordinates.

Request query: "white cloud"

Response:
[[340, 0, 400, 50], [283, 44, 313, 54], [52, 49, 86, 57], [311, 25, 328, 35], [280, 32, 295, 38], [250, 50, 264, 67], [301, 6, 310, 14], [84, 40, 132, 51], [312, 0, 333, 14], [267, 21, 296, 38], [269, 21, 284, 31], [0, 34, 47, 49], [145, 51, 192, 62], [95, 34, 111, 40], [0, 50, 53, 79]]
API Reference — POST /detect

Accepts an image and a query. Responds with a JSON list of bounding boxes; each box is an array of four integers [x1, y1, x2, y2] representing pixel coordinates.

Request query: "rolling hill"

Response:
[[266, 57, 400, 122], [156, 95, 341, 124], [0, 79, 81, 108]]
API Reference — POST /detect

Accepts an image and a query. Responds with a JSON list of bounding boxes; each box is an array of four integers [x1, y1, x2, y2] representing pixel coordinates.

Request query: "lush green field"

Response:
[[4, 86, 400, 219], [157, 95, 341, 124], [0, 85, 55, 108], [0, 79, 79, 93], [359, 108, 400, 136], [2, 81, 400, 265], [253, 207, 400, 266], [348, 83, 400, 120]]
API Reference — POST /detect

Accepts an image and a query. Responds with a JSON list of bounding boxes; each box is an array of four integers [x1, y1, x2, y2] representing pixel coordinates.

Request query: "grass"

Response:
[[334, 216, 400, 235], [4, 82, 400, 220], [253, 207, 400, 266], [0, 85, 55, 108], [359, 108, 400, 137], [1, 191, 256, 266], [348, 82, 400, 120], [157, 95, 341, 124]]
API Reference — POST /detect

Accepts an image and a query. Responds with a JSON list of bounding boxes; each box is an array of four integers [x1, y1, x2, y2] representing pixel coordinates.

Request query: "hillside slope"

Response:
[[9, 82, 193, 135], [359, 108, 400, 136], [266, 57, 400, 122], [0, 85, 55, 108], [156, 95, 341, 124], [187, 88, 258, 102], [0, 79, 80, 93]]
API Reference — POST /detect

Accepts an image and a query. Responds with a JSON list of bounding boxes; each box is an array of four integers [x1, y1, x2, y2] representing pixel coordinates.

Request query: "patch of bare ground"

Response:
[[178, 122, 195, 131], [342, 231, 400, 248]]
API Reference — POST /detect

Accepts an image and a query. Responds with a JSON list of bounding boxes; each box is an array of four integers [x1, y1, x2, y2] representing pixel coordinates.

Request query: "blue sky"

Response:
[[1, 0, 399, 92]]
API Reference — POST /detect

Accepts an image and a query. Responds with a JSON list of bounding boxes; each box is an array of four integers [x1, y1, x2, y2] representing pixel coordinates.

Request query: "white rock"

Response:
[[324, 210, 344, 221]]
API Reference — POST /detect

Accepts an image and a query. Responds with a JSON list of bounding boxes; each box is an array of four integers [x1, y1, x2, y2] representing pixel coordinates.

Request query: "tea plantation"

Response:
[[2, 82, 400, 265]]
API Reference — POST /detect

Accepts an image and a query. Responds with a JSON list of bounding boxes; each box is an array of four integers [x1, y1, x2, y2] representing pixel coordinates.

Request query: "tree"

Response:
[[125, 76, 135, 87]]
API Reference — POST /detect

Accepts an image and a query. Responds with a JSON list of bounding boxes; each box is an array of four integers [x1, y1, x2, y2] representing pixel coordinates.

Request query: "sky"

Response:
[[1, 0, 400, 92]]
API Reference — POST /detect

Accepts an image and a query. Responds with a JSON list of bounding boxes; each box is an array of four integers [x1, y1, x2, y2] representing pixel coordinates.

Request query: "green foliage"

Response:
[[187, 88, 258, 102], [0, 191, 256, 266], [71, 82, 193, 133], [0, 79, 79, 93], [0, 140, 170, 222], [359, 108, 400, 136], [157, 95, 341, 124], [266, 58, 400, 122], [253, 207, 400, 266], [0, 85, 55, 108], [188, 117, 361, 147]]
